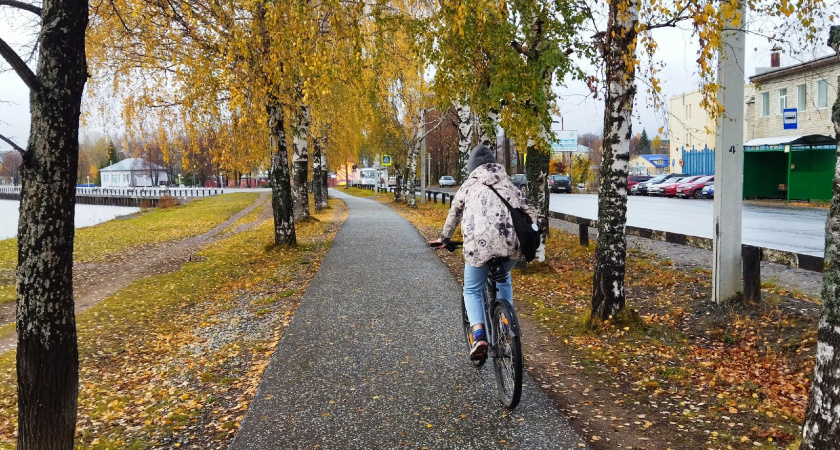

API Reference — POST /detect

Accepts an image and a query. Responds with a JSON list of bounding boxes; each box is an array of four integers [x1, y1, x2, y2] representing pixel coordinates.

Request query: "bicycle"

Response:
[[431, 241, 524, 409]]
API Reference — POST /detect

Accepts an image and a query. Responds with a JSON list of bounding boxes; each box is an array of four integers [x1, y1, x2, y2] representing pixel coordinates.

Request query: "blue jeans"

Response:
[[464, 259, 517, 327]]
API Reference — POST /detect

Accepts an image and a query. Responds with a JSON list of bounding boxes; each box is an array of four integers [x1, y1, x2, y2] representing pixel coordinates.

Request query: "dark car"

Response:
[[627, 175, 652, 191], [548, 175, 572, 193], [632, 173, 690, 196], [511, 174, 527, 192]]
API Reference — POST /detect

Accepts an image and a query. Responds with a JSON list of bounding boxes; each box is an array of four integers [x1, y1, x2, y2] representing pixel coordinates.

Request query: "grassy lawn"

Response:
[[384, 196, 817, 449], [0, 193, 259, 307], [338, 187, 378, 198], [0, 196, 347, 447]]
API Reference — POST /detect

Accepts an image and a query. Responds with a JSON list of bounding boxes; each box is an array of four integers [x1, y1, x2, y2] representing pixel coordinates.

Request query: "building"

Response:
[[668, 86, 753, 173], [629, 154, 670, 175], [100, 158, 169, 187], [744, 53, 839, 202]]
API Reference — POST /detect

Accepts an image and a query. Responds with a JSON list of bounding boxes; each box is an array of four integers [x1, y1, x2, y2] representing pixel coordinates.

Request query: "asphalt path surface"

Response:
[[230, 190, 586, 449], [430, 186, 826, 257]]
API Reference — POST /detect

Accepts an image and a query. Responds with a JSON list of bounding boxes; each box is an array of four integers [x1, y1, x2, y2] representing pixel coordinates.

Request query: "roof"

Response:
[[640, 154, 670, 168], [744, 134, 836, 152], [750, 55, 838, 83], [100, 158, 166, 172]]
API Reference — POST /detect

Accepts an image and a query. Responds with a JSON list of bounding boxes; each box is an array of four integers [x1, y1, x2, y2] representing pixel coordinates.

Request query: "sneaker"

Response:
[[470, 339, 488, 360]]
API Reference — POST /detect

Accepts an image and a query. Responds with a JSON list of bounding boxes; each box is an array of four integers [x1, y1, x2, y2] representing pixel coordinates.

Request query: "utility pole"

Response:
[[712, 1, 747, 303]]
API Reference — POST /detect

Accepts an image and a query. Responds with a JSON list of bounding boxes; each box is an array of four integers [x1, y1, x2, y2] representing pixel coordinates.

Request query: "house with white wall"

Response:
[[99, 158, 169, 187]]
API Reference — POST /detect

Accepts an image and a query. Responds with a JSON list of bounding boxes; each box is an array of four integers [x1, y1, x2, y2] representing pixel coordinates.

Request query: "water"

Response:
[[0, 200, 140, 240]]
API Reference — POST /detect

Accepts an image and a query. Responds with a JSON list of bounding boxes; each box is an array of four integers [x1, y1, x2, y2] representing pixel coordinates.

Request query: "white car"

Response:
[[439, 175, 456, 187]]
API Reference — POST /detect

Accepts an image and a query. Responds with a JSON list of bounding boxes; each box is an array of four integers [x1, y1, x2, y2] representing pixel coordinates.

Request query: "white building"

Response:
[[100, 158, 169, 187]]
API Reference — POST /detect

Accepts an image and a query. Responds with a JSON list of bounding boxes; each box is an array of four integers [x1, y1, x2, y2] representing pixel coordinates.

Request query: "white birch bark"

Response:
[[292, 99, 311, 221], [801, 28, 840, 449], [591, 0, 639, 322], [406, 121, 422, 208], [456, 102, 473, 182]]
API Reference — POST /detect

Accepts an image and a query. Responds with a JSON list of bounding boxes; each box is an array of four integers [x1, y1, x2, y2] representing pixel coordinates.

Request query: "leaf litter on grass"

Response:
[[0, 196, 347, 448], [381, 196, 819, 449]]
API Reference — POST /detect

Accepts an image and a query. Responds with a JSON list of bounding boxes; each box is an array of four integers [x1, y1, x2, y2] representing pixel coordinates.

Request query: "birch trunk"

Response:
[[480, 109, 499, 152], [525, 137, 549, 262], [12, 0, 88, 446], [312, 134, 324, 212], [590, 0, 638, 322], [267, 101, 296, 246], [801, 27, 840, 449], [456, 102, 473, 182], [319, 143, 329, 205], [292, 99, 311, 222], [406, 124, 422, 208]]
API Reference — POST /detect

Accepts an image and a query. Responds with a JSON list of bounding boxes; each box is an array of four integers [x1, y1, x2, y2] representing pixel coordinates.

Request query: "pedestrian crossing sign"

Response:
[[382, 155, 392, 166]]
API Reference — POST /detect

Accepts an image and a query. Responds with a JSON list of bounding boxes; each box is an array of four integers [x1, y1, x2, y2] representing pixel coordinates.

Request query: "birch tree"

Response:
[[800, 24, 840, 450], [0, 0, 87, 446], [455, 102, 473, 183]]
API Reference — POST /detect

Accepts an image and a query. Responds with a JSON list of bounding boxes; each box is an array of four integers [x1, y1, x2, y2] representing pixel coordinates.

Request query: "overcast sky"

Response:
[[1, 8, 837, 150]]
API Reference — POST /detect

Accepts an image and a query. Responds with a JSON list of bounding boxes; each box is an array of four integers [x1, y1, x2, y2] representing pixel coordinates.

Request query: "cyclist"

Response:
[[430, 144, 539, 359]]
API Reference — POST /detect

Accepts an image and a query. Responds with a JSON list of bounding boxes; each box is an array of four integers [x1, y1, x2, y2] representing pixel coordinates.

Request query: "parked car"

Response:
[[511, 174, 527, 192], [701, 183, 714, 198], [676, 175, 714, 199], [627, 175, 652, 191], [632, 173, 690, 195], [548, 174, 572, 193], [388, 176, 397, 187], [658, 176, 702, 197], [439, 175, 456, 187]]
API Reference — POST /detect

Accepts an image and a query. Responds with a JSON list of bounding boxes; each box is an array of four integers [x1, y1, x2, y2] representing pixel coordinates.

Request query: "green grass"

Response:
[[341, 187, 377, 198]]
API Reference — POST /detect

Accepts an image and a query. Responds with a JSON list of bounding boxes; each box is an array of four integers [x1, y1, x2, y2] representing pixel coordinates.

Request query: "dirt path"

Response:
[[0, 192, 271, 354]]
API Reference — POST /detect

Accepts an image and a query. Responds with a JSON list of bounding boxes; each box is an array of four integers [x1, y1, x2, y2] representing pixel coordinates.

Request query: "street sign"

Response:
[[550, 128, 578, 154], [381, 154, 392, 166], [783, 108, 797, 130]]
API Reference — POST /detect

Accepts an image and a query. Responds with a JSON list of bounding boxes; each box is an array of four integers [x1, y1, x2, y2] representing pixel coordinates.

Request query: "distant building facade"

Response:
[[629, 154, 670, 175], [100, 158, 169, 187]]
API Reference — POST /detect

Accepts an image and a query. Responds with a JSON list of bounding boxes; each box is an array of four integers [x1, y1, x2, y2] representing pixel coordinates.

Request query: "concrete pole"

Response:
[[712, 1, 747, 303], [420, 109, 426, 203]]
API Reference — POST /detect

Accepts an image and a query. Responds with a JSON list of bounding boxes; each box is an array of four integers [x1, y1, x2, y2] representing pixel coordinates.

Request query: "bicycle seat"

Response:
[[488, 257, 510, 282]]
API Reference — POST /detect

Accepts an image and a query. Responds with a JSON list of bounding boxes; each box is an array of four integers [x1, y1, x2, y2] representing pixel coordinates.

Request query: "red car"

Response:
[[628, 175, 652, 191], [676, 175, 714, 199], [648, 176, 699, 196]]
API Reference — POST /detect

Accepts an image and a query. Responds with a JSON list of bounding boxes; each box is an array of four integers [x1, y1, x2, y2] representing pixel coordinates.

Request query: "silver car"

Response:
[[439, 175, 456, 187]]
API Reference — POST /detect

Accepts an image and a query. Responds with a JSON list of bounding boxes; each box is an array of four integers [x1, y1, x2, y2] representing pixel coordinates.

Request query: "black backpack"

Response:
[[487, 185, 540, 261]]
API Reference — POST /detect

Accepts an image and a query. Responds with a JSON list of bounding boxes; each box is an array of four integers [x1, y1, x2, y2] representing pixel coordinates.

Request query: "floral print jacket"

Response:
[[442, 163, 540, 267]]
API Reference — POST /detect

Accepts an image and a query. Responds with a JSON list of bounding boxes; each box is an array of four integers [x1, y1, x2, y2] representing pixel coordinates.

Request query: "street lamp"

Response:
[[86, 175, 90, 186]]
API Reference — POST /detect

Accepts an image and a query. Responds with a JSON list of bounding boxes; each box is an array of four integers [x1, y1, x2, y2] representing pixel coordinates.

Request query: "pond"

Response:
[[0, 200, 140, 240]]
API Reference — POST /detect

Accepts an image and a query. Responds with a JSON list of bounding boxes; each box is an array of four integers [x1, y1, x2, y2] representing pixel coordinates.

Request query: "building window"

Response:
[[797, 84, 807, 111], [685, 104, 691, 120], [778, 88, 787, 113], [761, 92, 770, 117], [817, 79, 829, 108]]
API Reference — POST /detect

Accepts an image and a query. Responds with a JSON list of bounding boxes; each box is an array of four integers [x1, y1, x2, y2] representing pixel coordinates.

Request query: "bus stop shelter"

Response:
[[743, 134, 837, 202]]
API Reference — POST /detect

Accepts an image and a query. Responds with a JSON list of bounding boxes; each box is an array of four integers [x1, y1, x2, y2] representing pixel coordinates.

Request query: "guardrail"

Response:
[[0, 186, 224, 207]]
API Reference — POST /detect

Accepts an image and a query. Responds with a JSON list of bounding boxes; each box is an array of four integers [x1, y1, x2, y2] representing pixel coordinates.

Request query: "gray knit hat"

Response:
[[467, 144, 496, 173]]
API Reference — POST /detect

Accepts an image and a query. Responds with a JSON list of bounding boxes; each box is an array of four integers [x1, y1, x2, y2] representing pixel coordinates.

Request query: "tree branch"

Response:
[[0, 133, 26, 154], [510, 40, 530, 58], [0, 36, 39, 91], [0, 0, 41, 16]]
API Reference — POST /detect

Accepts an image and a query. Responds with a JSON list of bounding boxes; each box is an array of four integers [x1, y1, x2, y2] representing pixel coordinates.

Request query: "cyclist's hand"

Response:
[[428, 239, 445, 249]]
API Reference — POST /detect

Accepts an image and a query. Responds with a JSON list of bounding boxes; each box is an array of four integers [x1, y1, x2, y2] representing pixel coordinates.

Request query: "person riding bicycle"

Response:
[[430, 144, 539, 360]]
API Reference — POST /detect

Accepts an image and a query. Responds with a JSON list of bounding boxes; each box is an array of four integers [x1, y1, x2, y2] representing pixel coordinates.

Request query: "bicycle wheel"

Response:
[[491, 299, 523, 409], [461, 296, 485, 367]]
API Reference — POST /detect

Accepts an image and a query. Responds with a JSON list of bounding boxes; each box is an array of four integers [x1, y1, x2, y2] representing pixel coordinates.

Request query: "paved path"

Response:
[[230, 190, 586, 449]]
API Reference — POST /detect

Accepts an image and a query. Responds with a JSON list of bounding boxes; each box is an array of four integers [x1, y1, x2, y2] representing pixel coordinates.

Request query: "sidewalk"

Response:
[[230, 190, 586, 449]]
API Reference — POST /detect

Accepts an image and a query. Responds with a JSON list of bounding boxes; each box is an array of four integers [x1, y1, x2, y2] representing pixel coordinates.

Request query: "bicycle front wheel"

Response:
[[491, 300, 523, 409]]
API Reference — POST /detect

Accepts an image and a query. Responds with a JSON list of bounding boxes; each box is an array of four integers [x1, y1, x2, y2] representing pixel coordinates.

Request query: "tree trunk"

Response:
[[479, 109, 499, 152], [292, 98, 311, 222], [800, 29, 840, 449], [319, 141, 329, 205], [525, 137, 549, 262], [590, 0, 639, 323], [14, 0, 88, 447], [456, 102, 473, 182], [406, 122, 422, 208], [312, 134, 324, 212], [267, 101, 296, 246], [394, 164, 402, 201], [503, 133, 511, 174]]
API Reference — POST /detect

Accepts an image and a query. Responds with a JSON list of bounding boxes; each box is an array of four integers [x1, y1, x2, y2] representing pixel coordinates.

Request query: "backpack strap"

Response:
[[486, 184, 515, 213]]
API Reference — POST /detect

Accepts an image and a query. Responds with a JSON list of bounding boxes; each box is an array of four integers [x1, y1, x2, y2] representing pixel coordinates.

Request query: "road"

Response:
[[429, 186, 826, 257]]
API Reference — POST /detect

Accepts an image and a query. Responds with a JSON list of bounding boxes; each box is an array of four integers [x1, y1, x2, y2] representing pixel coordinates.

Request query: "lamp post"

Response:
[[86, 175, 90, 187]]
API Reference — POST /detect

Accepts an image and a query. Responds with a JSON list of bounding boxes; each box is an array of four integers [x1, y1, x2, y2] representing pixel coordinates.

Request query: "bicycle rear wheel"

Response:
[[491, 300, 523, 409], [461, 296, 485, 367]]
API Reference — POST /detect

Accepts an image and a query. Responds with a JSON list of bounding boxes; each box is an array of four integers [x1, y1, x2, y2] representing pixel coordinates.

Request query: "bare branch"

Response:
[[0, 0, 41, 16], [0, 133, 26, 154], [0, 36, 39, 91]]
